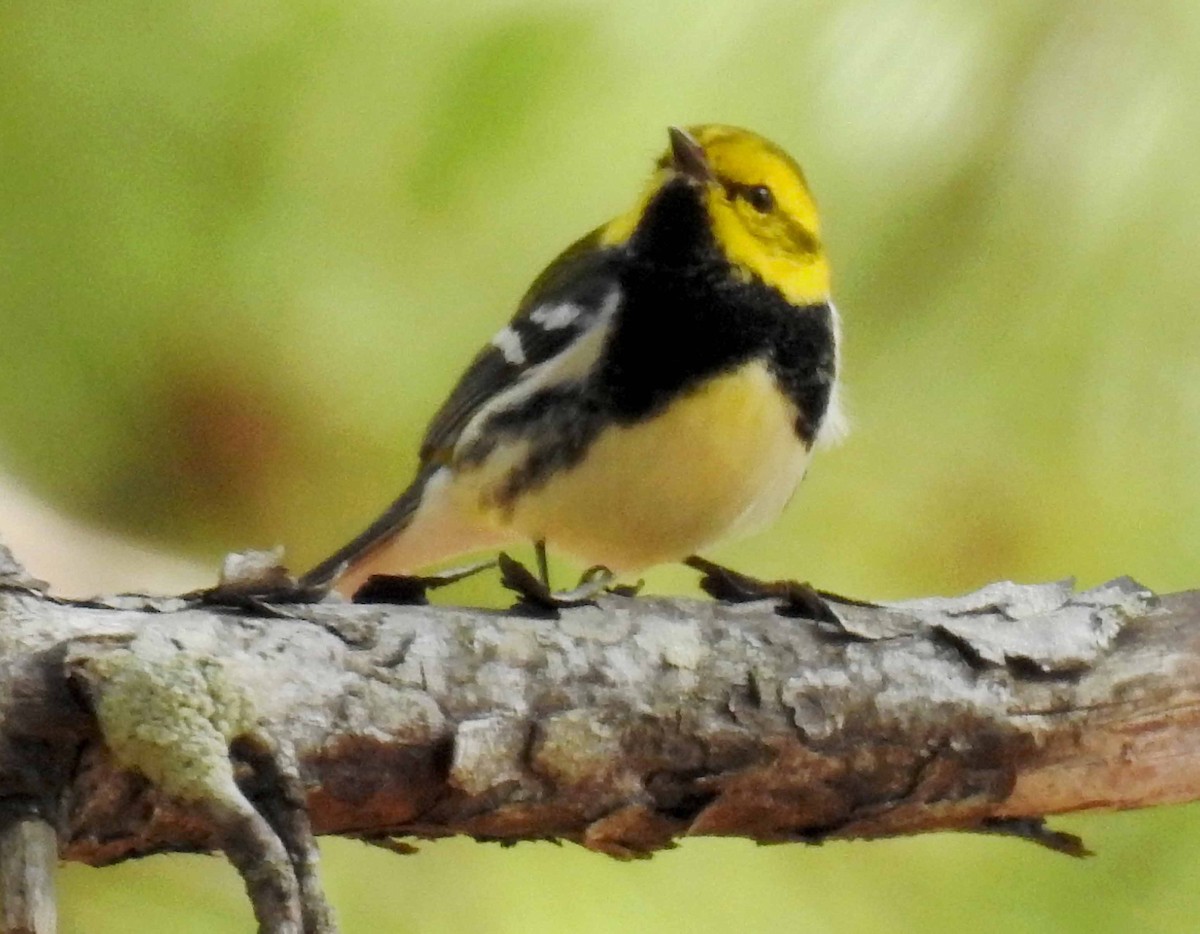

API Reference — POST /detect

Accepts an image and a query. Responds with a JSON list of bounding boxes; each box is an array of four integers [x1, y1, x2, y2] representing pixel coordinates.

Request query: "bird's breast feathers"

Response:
[[512, 358, 810, 571], [452, 353, 811, 571]]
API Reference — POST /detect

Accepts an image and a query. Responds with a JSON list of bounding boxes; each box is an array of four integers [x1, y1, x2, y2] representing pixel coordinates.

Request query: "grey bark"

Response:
[[1, 541, 1198, 928], [0, 817, 56, 934]]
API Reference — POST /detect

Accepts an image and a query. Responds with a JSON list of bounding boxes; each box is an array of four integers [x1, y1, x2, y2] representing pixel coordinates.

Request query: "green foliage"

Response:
[[4, 0, 1200, 930]]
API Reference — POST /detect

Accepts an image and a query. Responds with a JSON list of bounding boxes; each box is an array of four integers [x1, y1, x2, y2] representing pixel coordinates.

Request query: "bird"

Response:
[[301, 124, 845, 598]]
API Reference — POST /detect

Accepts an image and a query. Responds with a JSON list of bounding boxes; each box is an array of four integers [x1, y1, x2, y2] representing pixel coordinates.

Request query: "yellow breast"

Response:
[[469, 361, 809, 573]]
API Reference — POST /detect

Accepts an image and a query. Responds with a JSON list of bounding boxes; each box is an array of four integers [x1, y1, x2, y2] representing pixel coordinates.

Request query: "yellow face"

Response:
[[603, 124, 830, 305]]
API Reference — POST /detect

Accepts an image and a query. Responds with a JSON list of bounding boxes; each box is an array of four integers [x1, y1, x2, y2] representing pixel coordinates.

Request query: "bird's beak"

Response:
[[668, 126, 713, 184]]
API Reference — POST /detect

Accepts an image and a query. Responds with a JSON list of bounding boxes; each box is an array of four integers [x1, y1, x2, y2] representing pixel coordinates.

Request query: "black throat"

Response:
[[599, 178, 837, 446]]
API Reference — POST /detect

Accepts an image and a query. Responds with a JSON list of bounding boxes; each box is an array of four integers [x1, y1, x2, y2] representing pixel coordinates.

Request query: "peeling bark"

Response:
[[0, 550, 1196, 879]]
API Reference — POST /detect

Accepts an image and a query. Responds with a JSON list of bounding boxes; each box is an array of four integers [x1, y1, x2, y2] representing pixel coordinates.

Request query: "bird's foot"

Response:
[[683, 555, 876, 624], [604, 576, 644, 598], [351, 559, 498, 605], [499, 554, 618, 616]]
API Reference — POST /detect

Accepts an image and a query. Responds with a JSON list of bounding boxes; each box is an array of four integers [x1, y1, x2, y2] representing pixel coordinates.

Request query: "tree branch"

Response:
[[2, 541, 1198, 924], [0, 815, 57, 934]]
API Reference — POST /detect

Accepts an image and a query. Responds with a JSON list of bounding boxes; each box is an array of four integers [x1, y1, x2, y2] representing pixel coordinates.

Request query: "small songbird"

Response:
[[302, 125, 845, 597]]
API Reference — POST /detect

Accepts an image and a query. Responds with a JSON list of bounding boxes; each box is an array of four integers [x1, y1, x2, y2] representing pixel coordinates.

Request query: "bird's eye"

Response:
[[744, 185, 775, 213]]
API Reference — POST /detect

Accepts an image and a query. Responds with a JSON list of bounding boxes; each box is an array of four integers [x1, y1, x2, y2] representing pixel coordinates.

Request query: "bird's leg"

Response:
[[498, 554, 618, 616], [683, 555, 875, 624], [535, 539, 551, 589]]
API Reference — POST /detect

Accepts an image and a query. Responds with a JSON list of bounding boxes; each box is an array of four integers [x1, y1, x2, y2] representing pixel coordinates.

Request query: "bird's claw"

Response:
[[499, 554, 619, 616], [683, 555, 875, 625]]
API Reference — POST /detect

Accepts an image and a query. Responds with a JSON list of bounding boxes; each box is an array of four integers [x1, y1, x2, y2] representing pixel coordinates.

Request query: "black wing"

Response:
[[419, 226, 622, 463], [299, 227, 622, 589]]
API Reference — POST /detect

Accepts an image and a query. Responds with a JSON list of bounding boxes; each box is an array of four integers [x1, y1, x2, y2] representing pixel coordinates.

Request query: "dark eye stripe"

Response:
[[782, 218, 821, 256], [720, 179, 775, 212], [718, 176, 820, 255]]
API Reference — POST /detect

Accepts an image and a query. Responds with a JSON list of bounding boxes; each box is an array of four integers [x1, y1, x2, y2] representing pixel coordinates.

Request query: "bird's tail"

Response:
[[298, 465, 513, 596], [298, 467, 434, 592]]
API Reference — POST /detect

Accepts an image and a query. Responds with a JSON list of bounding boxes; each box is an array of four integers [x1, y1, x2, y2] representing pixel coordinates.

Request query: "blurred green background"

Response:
[[2, 0, 1199, 931]]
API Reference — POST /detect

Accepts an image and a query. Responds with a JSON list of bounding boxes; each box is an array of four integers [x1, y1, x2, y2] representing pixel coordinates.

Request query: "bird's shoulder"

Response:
[[419, 226, 624, 464]]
